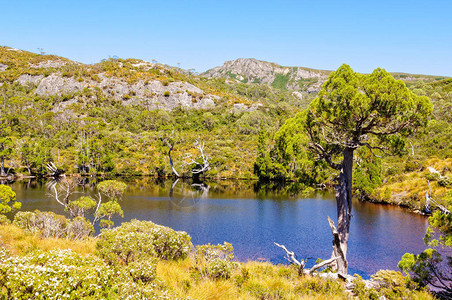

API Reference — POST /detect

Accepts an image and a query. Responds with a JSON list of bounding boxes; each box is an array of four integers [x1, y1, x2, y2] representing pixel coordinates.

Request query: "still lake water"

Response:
[[7, 178, 428, 278]]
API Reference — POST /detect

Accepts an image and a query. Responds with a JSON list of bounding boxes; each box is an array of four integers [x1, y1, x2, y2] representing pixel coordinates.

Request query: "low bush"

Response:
[[0, 214, 10, 225], [13, 210, 93, 239], [96, 219, 192, 265], [352, 271, 431, 300], [0, 249, 116, 299], [192, 242, 238, 280]]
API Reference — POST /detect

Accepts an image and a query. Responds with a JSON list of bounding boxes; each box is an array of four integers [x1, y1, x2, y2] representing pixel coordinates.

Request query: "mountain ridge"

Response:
[[202, 57, 449, 92]]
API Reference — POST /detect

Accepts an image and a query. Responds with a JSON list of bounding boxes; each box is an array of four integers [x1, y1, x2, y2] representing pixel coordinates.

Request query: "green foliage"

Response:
[[399, 192, 452, 298], [352, 271, 424, 300], [0, 185, 21, 214], [307, 64, 432, 159], [354, 147, 383, 199], [0, 214, 10, 224], [94, 180, 127, 228], [254, 111, 327, 184], [191, 242, 238, 280], [96, 219, 192, 265], [271, 73, 290, 90], [0, 249, 116, 299], [13, 210, 93, 239], [96, 201, 123, 228]]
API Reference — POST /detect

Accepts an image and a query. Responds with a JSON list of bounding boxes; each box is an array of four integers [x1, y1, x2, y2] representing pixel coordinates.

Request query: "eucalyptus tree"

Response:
[[305, 64, 432, 275]]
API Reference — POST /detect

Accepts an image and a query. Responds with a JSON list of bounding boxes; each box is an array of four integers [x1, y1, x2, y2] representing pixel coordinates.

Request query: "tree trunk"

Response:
[[0, 156, 5, 177], [334, 147, 354, 275], [168, 145, 180, 178]]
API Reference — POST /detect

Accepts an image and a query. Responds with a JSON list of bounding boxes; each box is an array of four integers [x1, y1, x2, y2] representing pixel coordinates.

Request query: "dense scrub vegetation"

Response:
[[0, 47, 311, 180], [255, 75, 452, 211], [2, 46, 450, 211]]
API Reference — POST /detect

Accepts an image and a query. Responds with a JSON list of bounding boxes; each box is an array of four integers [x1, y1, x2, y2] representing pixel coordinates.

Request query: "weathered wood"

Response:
[[328, 216, 347, 276], [274, 242, 338, 276], [425, 180, 450, 215], [168, 144, 180, 178]]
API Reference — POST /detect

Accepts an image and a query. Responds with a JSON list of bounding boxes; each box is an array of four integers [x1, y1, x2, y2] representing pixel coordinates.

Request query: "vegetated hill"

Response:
[[1, 45, 451, 210], [0, 46, 222, 111], [0, 46, 303, 178], [203, 58, 448, 92]]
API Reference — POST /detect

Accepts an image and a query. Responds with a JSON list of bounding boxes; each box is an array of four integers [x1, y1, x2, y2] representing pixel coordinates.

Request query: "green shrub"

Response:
[[96, 219, 192, 265], [125, 259, 157, 283], [13, 210, 93, 239], [438, 176, 451, 187], [0, 249, 116, 299], [192, 242, 238, 280], [404, 159, 423, 172], [352, 271, 428, 300], [0, 214, 10, 225], [425, 172, 440, 181], [0, 185, 21, 214]]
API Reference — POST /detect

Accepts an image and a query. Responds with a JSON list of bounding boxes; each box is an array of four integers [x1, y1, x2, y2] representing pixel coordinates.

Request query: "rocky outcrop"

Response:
[[29, 60, 69, 69], [27, 72, 218, 111], [16, 74, 44, 86], [203, 58, 329, 92], [35, 73, 87, 96]]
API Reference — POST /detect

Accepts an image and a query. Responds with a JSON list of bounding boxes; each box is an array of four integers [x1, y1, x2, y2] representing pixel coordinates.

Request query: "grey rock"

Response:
[[29, 60, 69, 69], [0, 64, 7, 71], [35, 73, 87, 96], [16, 74, 44, 86], [203, 58, 329, 92]]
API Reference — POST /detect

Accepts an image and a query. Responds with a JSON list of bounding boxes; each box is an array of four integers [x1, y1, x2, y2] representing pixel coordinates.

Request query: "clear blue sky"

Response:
[[2, 0, 451, 76]]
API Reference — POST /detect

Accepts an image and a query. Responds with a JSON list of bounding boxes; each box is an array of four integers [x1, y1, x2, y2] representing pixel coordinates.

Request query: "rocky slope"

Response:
[[203, 58, 448, 92], [0, 46, 219, 111], [203, 58, 330, 93]]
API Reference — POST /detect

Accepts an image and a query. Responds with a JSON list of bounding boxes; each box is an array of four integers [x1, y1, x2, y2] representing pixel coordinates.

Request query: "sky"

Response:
[[1, 0, 451, 76]]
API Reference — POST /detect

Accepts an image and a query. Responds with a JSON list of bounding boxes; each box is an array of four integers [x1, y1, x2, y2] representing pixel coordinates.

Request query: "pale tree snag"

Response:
[[274, 242, 339, 276], [425, 181, 450, 215], [47, 176, 79, 217], [167, 141, 180, 178], [327, 216, 348, 276], [181, 140, 211, 176]]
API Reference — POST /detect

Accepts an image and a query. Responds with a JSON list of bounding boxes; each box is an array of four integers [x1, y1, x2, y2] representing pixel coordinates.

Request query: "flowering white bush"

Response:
[[192, 242, 238, 280], [97, 219, 192, 265], [13, 210, 93, 239], [0, 249, 116, 299]]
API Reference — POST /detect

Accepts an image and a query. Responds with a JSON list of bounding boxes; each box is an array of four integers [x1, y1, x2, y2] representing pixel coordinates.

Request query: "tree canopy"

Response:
[[306, 64, 432, 166]]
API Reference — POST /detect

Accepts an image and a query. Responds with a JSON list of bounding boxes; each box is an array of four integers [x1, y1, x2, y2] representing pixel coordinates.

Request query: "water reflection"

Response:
[[3, 178, 428, 278]]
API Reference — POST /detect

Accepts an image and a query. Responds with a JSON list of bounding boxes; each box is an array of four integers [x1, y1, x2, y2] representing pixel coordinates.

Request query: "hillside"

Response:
[[0, 46, 301, 179], [203, 58, 448, 92], [0, 46, 451, 211]]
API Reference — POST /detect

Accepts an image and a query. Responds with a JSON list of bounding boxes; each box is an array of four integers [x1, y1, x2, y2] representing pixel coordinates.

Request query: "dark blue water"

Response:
[[8, 179, 428, 278]]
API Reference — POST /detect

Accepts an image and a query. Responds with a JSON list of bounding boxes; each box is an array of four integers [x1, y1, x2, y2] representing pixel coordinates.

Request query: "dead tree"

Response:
[[181, 140, 211, 177], [46, 176, 79, 217], [274, 242, 339, 276], [165, 139, 211, 178], [46, 162, 65, 178], [166, 139, 180, 178], [425, 181, 450, 215]]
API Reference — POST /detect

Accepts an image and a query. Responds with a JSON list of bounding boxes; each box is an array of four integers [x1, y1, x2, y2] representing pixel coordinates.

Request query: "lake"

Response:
[[6, 178, 428, 278]]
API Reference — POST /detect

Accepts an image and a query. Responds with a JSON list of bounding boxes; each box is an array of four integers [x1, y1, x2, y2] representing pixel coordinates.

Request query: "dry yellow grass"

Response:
[[376, 157, 452, 208], [157, 259, 349, 300], [0, 224, 96, 255]]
